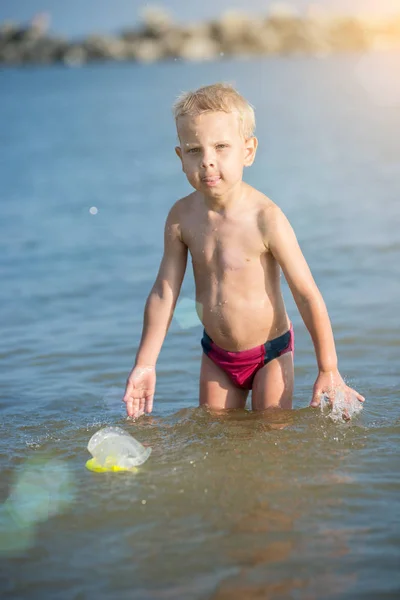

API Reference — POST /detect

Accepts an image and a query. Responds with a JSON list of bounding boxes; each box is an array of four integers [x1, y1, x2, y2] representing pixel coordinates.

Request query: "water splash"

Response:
[[320, 389, 363, 423]]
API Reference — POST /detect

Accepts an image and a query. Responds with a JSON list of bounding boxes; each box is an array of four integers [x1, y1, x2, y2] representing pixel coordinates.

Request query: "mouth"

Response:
[[201, 176, 221, 187]]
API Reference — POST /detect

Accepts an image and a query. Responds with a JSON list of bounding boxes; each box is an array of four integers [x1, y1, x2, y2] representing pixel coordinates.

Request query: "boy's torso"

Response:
[[178, 186, 289, 351]]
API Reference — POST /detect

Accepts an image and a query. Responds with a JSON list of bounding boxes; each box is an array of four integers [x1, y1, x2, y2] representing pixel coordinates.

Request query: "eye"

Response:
[[187, 147, 200, 153], [216, 144, 229, 150]]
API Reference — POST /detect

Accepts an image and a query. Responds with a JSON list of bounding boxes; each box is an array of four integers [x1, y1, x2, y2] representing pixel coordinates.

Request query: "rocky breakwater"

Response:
[[1, 6, 400, 66]]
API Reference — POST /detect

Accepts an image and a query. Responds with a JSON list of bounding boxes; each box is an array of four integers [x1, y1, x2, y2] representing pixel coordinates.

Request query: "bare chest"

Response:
[[183, 218, 264, 272]]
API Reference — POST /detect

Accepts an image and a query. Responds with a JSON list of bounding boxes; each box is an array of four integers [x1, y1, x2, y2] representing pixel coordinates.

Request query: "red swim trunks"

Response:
[[201, 323, 294, 390]]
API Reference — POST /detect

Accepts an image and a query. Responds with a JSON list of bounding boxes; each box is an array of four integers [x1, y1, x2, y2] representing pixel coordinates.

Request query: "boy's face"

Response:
[[175, 111, 257, 198]]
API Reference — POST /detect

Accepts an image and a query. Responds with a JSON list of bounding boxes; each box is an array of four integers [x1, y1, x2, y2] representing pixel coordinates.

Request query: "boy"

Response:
[[123, 83, 364, 419]]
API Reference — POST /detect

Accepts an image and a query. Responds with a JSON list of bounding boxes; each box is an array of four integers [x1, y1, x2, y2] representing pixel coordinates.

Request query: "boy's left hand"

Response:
[[310, 369, 365, 420]]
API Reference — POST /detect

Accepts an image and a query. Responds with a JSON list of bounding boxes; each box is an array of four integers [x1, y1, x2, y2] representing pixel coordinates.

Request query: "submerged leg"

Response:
[[199, 353, 249, 410], [251, 352, 294, 411]]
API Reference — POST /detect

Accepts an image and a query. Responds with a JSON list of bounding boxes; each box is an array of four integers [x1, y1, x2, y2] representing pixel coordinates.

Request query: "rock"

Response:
[[178, 36, 219, 61], [131, 38, 164, 63], [0, 44, 23, 64], [328, 17, 369, 52], [21, 38, 67, 64], [30, 13, 51, 37], [262, 16, 305, 54], [162, 23, 219, 60], [300, 21, 332, 55], [139, 6, 173, 39], [119, 29, 140, 44], [0, 10, 399, 66], [364, 16, 400, 51], [84, 35, 128, 61], [0, 21, 20, 41], [62, 45, 87, 67], [211, 11, 254, 52], [158, 29, 186, 57]]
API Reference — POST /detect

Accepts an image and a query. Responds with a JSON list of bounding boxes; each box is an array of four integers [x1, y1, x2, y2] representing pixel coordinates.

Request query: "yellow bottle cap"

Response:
[[85, 458, 139, 473]]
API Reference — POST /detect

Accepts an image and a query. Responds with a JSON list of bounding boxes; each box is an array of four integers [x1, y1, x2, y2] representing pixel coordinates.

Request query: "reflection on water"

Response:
[[0, 455, 75, 556]]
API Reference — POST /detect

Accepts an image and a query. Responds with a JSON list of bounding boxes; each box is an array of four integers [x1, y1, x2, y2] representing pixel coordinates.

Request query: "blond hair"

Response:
[[173, 83, 255, 139]]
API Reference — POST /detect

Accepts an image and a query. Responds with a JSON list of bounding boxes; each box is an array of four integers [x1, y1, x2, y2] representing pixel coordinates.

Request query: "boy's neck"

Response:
[[201, 181, 249, 214]]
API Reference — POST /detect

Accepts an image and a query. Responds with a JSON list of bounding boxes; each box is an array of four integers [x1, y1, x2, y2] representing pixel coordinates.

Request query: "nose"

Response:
[[201, 150, 216, 169]]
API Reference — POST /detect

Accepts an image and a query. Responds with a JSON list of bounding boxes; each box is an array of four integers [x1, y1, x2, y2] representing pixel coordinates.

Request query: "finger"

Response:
[[342, 409, 351, 422], [123, 393, 141, 410], [122, 382, 134, 404], [327, 389, 335, 407], [310, 390, 322, 408], [145, 395, 154, 414], [138, 397, 146, 417], [125, 398, 139, 418], [345, 385, 365, 402]]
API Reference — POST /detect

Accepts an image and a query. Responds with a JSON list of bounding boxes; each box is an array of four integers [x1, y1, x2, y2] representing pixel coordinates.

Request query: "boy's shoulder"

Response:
[[250, 187, 283, 219], [163, 194, 197, 243], [166, 192, 197, 220], [249, 187, 291, 244], [170, 191, 195, 208]]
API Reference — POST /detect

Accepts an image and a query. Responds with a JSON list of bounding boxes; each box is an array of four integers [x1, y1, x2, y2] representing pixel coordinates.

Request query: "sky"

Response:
[[1, 0, 399, 38]]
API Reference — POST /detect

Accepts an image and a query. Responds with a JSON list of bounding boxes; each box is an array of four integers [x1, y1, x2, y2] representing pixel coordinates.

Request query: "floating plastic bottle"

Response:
[[86, 426, 151, 473]]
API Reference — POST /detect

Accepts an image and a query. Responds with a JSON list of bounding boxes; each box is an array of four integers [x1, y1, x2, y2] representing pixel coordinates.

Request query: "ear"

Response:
[[175, 146, 184, 171], [244, 136, 258, 167]]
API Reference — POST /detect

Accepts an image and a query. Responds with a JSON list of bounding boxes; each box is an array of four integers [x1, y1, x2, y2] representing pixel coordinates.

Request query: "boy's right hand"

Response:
[[123, 365, 156, 418]]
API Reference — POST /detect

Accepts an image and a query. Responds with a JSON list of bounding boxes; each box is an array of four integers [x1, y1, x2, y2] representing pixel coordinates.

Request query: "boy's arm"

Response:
[[263, 205, 364, 412], [135, 201, 188, 366], [123, 201, 188, 418]]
